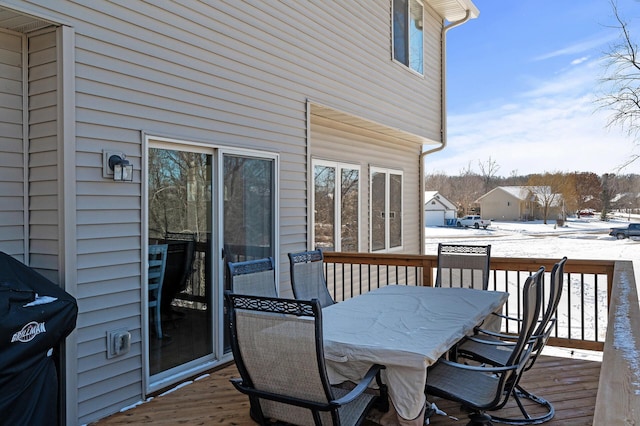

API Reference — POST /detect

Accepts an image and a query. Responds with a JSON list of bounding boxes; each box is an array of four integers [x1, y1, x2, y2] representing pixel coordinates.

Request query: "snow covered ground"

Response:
[[426, 213, 639, 362], [425, 213, 638, 264]]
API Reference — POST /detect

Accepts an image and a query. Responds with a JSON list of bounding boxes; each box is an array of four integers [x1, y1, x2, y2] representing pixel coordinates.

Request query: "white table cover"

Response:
[[322, 285, 508, 422]]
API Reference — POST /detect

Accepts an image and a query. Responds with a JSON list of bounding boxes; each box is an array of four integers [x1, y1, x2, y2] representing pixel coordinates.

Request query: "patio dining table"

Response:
[[322, 285, 509, 425]]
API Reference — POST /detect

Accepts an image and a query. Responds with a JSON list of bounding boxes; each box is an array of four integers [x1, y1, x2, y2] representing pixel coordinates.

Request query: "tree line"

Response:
[[425, 169, 640, 220]]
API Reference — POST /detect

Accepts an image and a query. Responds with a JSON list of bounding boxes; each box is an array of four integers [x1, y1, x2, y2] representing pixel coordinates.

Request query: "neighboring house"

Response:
[[478, 186, 565, 221], [424, 191, 458, 226], [611, 192, 640, 211], [0, 1, 478, 424], [477, 186, 540, 221]]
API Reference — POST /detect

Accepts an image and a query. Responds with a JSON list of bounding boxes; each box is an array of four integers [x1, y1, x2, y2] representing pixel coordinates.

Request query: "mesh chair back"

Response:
[[538, 256, 567, 335], [228, 257, 277, 297], [506, 267, 544, 369], [435, 243, 491, 290], [288, 250, 335, 307], [527, 257, 567, 368], [227, 293, 336, 425]]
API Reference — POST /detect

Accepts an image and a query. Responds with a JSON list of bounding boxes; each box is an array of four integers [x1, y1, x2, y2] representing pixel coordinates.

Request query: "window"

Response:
[[313, 160, 360, 252], [370, 167, 403, 251], [393, 0, 424, 74]]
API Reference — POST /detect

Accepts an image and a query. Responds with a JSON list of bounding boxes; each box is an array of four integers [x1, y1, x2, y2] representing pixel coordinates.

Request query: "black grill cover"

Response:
[[0, 252, 78, 426]]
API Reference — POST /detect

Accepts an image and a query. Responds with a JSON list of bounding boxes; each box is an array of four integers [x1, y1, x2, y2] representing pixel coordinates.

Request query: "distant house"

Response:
[[424, 191, 458, 226], [611, 192, 640, 211], [477, 186, 541, 221], [476, 186, 563, 220], [0, 1, 479, 424]]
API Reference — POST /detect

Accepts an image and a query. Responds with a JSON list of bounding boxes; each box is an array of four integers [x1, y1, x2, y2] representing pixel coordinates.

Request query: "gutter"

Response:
[[420, 9, 474, 253]]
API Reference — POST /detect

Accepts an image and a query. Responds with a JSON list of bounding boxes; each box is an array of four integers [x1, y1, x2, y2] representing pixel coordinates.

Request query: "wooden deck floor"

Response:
[[93, 353, 600, 426]]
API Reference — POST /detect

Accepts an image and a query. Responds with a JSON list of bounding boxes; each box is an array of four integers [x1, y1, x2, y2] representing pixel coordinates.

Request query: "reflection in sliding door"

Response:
[[147, 148, 213, 376], [222, 154, 275, 351]]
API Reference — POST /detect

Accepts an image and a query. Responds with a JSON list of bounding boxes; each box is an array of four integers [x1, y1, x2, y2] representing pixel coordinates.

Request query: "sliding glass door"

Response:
[[146, 141, 276, 385]]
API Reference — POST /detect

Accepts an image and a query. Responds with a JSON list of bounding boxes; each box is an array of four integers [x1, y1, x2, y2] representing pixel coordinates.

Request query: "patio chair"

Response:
[[225, 292, 386, 426], [148, 244, 168, 339], [454, 257, 567, 424], [435, 243, 491, 290], [288, 249, 335, 308], [227, 257, 277, 297], [425, 267, 544, 426]]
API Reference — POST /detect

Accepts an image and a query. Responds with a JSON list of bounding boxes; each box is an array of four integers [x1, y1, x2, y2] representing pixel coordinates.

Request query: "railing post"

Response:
[[422, 258, 433, 286]]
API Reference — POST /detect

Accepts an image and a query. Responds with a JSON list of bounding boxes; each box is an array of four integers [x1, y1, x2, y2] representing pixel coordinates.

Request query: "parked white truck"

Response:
[[456, 215, 491, 229]]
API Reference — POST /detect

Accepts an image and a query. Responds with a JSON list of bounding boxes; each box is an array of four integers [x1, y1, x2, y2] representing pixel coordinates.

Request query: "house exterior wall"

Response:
[[478, 190, 523, 221], [0, 30, 26, 262], [28, 28, 60, 281], [0, 1, 450, 424]]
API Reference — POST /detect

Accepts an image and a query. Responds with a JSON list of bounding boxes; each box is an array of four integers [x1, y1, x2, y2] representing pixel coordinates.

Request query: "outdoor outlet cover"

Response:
[[107, 328, 131, 359]]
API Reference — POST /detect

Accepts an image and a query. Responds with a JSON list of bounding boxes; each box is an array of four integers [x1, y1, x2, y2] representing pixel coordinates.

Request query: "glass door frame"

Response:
[[142, 134, 279, 394]]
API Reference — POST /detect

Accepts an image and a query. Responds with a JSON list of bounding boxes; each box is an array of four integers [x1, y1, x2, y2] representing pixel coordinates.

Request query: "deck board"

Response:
[[92, 354, 600, 425]]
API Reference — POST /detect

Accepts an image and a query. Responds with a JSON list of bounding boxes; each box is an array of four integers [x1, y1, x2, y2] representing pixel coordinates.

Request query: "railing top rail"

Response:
[[322, 252, 615, 271]]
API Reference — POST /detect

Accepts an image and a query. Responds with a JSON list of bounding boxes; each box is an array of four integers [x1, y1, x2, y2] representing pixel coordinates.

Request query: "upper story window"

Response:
[[392, 0, 424, 74]]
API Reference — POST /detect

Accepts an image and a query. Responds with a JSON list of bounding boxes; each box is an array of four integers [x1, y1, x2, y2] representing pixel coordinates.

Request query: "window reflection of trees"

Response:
[[314, 165, 336, 250], [341, 169, 359, 252], [314, 165, 360, 252], [223, 156, 273, 259], [148, 148, 211, 309], [148, 149, 211, 241]]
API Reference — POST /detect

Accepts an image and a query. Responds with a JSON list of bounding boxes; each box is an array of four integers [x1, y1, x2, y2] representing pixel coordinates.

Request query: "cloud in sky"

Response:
[[428, 56, 639, 176], [430, 0, 640, 177], [532, 33, 618, 62]]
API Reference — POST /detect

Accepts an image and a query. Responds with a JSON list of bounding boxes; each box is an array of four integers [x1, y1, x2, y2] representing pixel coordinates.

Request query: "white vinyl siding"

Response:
[[0, 30, 26, 260], [28, 28, 60, 279]]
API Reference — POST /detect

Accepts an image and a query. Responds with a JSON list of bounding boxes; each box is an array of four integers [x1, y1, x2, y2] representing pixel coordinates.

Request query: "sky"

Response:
[[426, 0, 640, 177]]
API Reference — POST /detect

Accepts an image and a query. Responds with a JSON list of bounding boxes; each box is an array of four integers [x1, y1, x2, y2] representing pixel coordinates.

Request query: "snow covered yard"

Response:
[[425, 215, 638, 264], [426, 214, 639, 362]]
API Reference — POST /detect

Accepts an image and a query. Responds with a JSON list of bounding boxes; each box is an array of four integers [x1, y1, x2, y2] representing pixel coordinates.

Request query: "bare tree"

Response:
[[454, 165, 484, 216], [527, 173, 565, 224], [478, 156, 500, 193], [598, 0, 640, 168]]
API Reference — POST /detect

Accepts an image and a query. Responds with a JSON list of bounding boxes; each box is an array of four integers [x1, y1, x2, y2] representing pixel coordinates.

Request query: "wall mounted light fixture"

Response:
[[103, 150, 133, 182]]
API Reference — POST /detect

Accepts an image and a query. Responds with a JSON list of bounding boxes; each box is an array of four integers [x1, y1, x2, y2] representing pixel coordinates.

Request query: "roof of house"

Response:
[[477, 186, 534, 202], [427, 0, 480, 21], [424, 191, 457, 210]]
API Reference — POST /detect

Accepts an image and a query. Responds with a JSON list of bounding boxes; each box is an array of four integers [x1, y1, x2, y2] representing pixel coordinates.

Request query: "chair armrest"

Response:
[[490, 311, 523, 323], [473, 327, 520, 340], [331, 364, 385, 406], [464, 334, 517, 346], [434, 357, 517, 374], [472, 317, 557, 346]]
